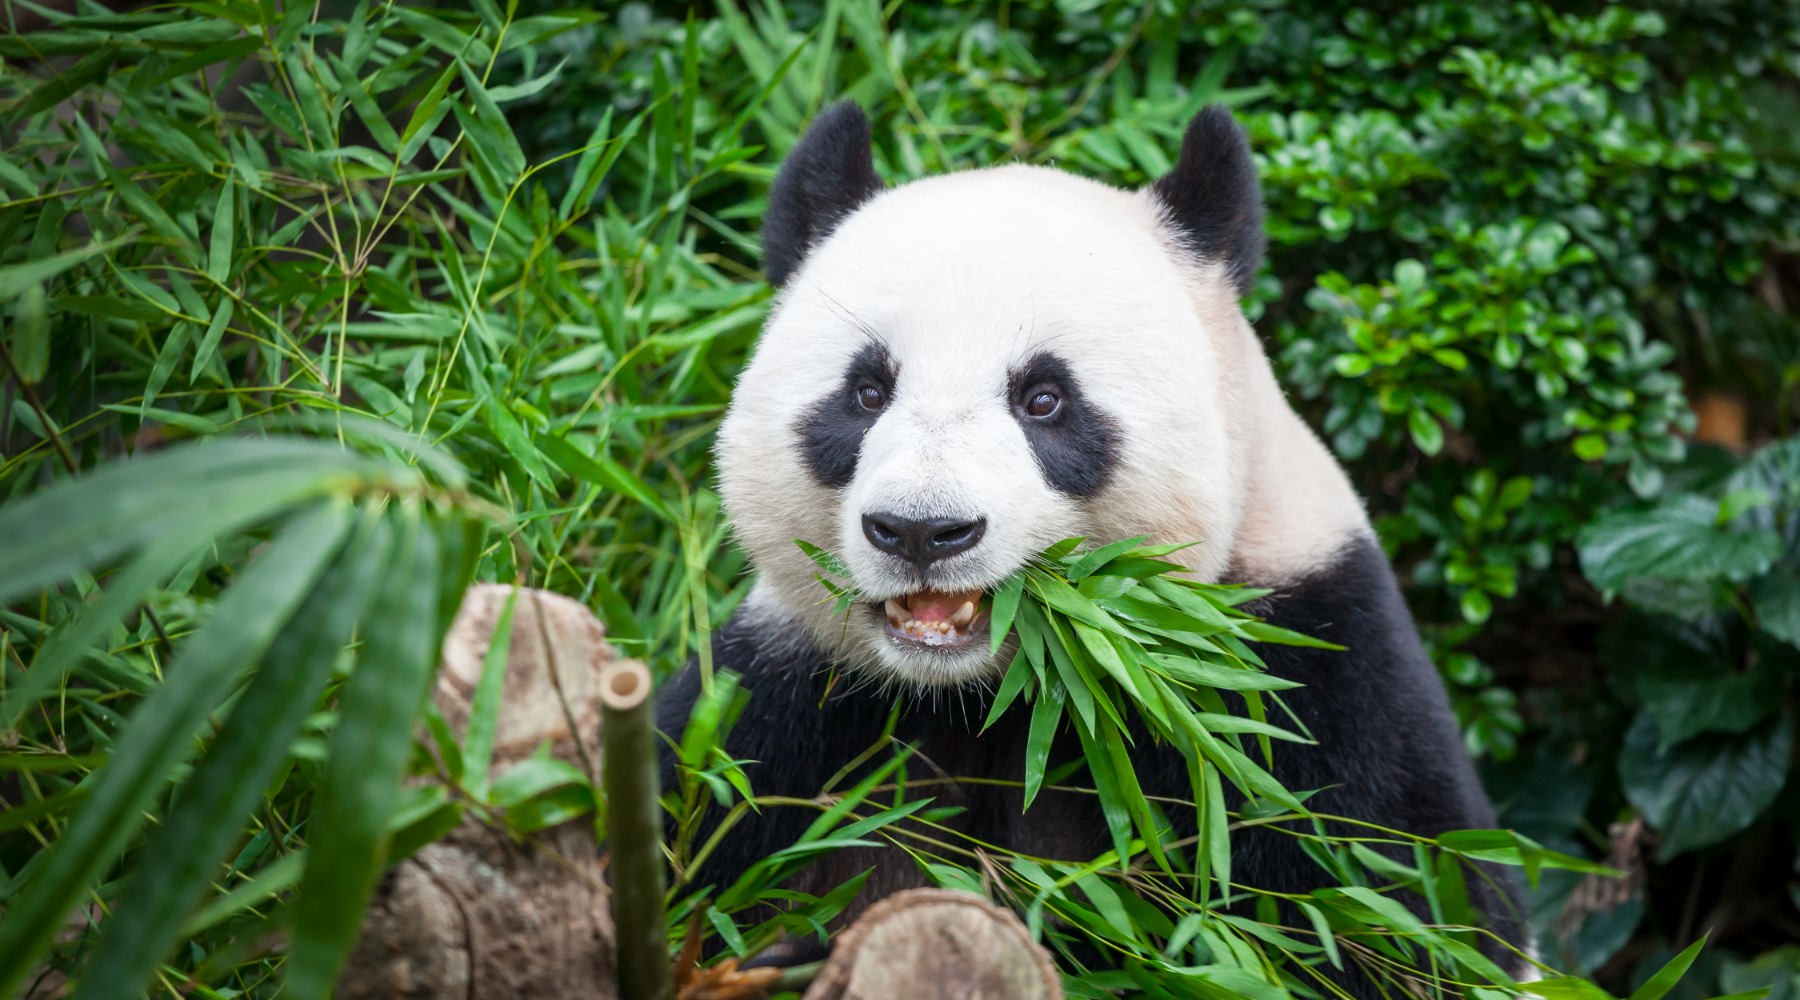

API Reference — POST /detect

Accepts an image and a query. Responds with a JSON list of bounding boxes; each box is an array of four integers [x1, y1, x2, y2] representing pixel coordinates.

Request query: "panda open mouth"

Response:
[[880, 588, 989, 649]]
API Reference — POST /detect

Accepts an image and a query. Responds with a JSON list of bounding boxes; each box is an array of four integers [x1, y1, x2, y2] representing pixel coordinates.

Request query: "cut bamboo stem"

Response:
[[600, 660, 671, 1000]]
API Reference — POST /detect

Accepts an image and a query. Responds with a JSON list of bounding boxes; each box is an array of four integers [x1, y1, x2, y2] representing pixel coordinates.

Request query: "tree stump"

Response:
[[337, 585, 618, 1000], [801, 889, 1062, 1000], [339, 587, 1064, 1000]]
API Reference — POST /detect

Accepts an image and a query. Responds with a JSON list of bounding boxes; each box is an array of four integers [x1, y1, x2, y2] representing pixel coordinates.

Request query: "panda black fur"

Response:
[[658, 101, 1524, 986]]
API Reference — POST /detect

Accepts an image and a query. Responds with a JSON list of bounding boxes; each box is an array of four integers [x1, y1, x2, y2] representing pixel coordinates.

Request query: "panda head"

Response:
[[718, 102, 1343, 688]]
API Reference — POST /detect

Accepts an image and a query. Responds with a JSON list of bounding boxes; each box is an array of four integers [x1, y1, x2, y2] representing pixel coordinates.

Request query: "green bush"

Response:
[[1, 0, 1797, 996]]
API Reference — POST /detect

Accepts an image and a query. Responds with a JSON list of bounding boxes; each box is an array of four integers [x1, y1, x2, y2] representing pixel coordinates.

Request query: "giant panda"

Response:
[[657, 100, 1523, 985]]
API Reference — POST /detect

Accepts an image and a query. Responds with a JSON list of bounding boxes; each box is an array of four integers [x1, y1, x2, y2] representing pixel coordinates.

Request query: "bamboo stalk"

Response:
[[600, 660, 672, 1000]]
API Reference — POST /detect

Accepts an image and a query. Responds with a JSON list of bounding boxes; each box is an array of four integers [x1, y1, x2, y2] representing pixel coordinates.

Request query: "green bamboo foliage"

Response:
[[791, 537, 1634, 999], [0, 438, 481, 999]]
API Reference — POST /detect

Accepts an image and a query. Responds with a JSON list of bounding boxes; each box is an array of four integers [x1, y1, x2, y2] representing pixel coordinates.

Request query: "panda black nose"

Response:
[[862, 513, 986, 569]]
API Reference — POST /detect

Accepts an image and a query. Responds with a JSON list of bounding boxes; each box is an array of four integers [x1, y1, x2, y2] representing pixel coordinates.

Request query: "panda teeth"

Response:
[[884, 598, 908, 629], [949, 601, 976, 629]]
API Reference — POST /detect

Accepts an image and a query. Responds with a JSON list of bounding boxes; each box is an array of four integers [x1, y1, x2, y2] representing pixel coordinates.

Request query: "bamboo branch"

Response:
[[600, 660, 672, 1000]]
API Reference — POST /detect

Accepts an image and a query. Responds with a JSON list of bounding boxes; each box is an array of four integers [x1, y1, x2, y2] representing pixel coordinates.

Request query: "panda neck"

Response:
[[1222, 321, 1373, 587]]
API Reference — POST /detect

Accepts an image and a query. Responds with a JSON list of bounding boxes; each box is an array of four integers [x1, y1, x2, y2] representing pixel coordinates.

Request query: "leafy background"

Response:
[[1, 0, 1798, 996]]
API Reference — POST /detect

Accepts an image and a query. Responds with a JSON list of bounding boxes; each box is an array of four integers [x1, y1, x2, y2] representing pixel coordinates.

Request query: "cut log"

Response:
[[338, 585, 618, 1000], [342, 587, 1063, 1000], [801, 889, 1062, 1000]]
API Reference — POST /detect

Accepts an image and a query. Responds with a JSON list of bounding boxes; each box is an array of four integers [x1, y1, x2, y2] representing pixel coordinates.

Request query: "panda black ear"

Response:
[[1149, 105, 1266, 298], [761, 100, 885, 286]]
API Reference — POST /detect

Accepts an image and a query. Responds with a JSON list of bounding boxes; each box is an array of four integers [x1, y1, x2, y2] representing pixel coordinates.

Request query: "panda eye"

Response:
[[856, 384, 886, 412], [1024, 389, 1060, 419]]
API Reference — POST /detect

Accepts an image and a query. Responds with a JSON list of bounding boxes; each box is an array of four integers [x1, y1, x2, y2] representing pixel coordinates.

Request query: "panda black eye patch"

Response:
[[1008, 352, 1121, 498], [796, 342, 897, 488]]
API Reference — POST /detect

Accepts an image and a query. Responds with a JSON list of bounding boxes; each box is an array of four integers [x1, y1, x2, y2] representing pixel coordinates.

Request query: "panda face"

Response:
[[716, 165, 1251, 687]]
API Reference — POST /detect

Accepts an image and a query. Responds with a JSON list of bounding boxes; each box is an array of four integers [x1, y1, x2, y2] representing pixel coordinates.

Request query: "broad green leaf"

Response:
[[1638, 665, 1779, 750], [1580, 495, 1782, 591], [1751, 564, 1800, 648], [1619, 712, 1790, 860]]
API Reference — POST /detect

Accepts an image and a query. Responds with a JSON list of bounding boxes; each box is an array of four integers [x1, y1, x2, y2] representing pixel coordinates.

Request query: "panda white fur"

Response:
[[658, 102, 1522, 984]]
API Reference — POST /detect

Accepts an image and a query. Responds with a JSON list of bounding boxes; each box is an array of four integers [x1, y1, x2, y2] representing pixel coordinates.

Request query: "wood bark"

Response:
[[801, 889, 1062, 1000], [337, 585, 618, 1000]]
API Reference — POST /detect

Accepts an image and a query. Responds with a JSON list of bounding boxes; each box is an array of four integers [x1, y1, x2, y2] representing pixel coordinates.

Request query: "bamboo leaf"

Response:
[[154, 34, 263, 85], [287, 505, 443, 1000], [391, 7, 492, 64], [0, 501, 354, 999], [1629, 934, 1710, 1000], [15, 45, 120, 119], [1022, 679, 1063, 808], [0, 237, 128, 301], [461, 586, 518, 802], [988, 569, 1025, 655], [1297, 900, 1341, 969], [73, 506, 388, 1000], [191, 299, 234, 380], [539, 433, 674, 521], [398, 62, 457, 162], [207, 179, 234, 284], [334, 54, 400, 153], [981, 646, 1034, 733]]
